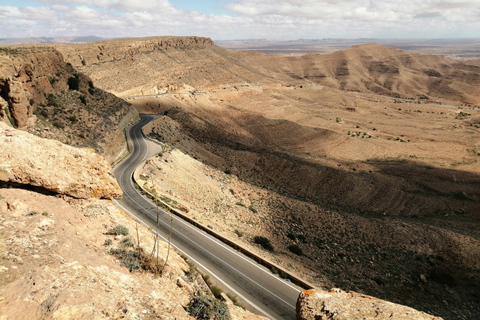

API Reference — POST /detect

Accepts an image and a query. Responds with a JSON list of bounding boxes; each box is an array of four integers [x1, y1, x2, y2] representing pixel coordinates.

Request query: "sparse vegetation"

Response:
[[287, 244, 303, 256], [107, 225, 129, 236], [187, 295, 231, 320], [121, 237, 135, 247], [253, 236, 274, 251], [234, 229, 243, 237], [210, 285, 223, 299], [52, 120, 64, 129], [67, 75, 80, 90]]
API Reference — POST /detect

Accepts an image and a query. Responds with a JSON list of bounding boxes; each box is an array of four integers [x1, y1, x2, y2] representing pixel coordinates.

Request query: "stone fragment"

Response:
[[296, 289, 443, 320]]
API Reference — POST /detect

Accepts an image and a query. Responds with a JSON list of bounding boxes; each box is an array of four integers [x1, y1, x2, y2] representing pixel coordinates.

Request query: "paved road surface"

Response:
[[113, 114, 301, 319]]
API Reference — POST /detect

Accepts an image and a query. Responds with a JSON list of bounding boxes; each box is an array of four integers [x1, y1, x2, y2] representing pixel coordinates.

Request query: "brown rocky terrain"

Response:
[[0, 47, 139, 163], [296, 289, 442, 320], [0, 122, 121, 199], [2, 36, 479, 319], [0, 122, 265, 320], [50, 37, 480, 105], [54, 37, 478, 319]]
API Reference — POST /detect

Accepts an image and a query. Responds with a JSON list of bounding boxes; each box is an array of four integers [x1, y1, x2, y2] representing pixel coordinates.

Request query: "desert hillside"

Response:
[[2, 36, 479, 319], [50, 37, 480, 105], [0, 47, 138, 163], [0, 121, 265, 320], [55, 37, 480, 320]]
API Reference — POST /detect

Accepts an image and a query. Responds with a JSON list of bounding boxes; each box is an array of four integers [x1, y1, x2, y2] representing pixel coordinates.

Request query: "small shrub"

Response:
[[68, 115, 77, 123], [79, 95, 87, 105], [108, 249, 142, 272], [121, 237, 135, 247], [287, 244, 303, 256], [210, 285, 223, 299], [122, 251, 142, 272], [226, 293, 242, 308], [104, 239, 113, 246], [187, 295, 231, 320], [47, 94, 59, 107], [27, 211, 39, 216], [297, 234, 307, 243], [81, 59, 86, 66], [67, 75, 80, 90], [52, 120, 64, 129], [41, 211, 48, 216], [287, 232, 296, 240], [107, 225, 129, 235], [234, 229, 243, 237], [253, 236, 274, 251]]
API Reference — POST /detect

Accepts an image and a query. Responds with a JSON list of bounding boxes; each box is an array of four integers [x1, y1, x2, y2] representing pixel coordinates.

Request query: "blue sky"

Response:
[[0, 0, 479, 40]]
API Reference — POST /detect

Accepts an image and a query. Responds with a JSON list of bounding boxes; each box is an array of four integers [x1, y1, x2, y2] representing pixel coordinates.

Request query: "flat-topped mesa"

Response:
[[0, 122, 122, 199], [53, 36, 215, 67]]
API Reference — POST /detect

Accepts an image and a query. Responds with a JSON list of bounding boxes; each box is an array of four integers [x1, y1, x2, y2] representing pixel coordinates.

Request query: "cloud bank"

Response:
[[0, 0, 478, 39]]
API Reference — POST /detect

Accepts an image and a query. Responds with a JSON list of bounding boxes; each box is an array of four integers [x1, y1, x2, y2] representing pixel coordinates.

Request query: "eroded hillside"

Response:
[[51, 37, 480, 105], [137, 86, 480, 319], [13, 37, 480, 319], [0, 47, 138, 163], [0, 121, 265, 320]]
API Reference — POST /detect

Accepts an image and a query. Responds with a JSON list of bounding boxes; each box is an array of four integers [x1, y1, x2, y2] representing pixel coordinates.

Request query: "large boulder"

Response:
[[296, 289, 443, 320], [0, 122, 122, 199]]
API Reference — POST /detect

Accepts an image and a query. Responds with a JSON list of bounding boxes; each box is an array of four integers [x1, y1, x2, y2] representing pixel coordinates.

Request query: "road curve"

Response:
[[113, 114, 301, 320]]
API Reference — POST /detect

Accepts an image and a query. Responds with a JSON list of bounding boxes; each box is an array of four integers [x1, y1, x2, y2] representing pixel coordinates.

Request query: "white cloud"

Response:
[[37, 0, 178, 12], [0, 0, 478, 39]]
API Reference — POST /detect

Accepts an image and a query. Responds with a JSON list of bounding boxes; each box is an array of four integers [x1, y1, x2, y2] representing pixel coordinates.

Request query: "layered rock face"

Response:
[[46, 37, 480, 104], [0, 122, 121, 199], [0, 47, 139, 163], [296, 289, 443, 320]]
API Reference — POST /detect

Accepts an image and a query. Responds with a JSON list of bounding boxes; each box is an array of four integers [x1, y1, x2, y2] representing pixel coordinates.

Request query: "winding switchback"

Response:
[[113, 114, 302, 320]]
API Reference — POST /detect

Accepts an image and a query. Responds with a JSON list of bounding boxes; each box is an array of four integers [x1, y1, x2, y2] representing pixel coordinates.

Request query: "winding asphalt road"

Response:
[[113, 114, 301, 320]]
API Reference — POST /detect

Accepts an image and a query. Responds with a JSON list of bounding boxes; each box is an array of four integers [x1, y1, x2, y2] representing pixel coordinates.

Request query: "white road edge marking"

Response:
[[114, 116, 301, 319], [113, 199, 276, 320]]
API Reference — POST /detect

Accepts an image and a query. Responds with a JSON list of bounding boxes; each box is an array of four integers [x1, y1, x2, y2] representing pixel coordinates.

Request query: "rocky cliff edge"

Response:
[[0, 122, 122, 199], [296, 289, 443, 320]]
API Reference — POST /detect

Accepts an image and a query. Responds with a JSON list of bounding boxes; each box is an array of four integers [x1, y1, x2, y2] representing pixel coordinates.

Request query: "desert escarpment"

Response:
[[0, 122, 121, 199], [3, 36, 479, 319], [137, 61, 479, 319], [0, 47, 139, 163], [296, 289, 442, 320], [51, 37, 480, 105], [50, 36, 264, 96]]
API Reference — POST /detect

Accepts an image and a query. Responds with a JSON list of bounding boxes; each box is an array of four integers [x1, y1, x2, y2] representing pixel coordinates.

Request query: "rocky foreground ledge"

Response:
[[296, 289, 442, 320], [0, 122, 122, 199]]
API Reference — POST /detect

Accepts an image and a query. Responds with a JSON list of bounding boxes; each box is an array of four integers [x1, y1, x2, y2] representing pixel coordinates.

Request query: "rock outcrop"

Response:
[[0, 46, 139, 163], [0, 122, 121, 199], [296, 289, 443, 320]]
